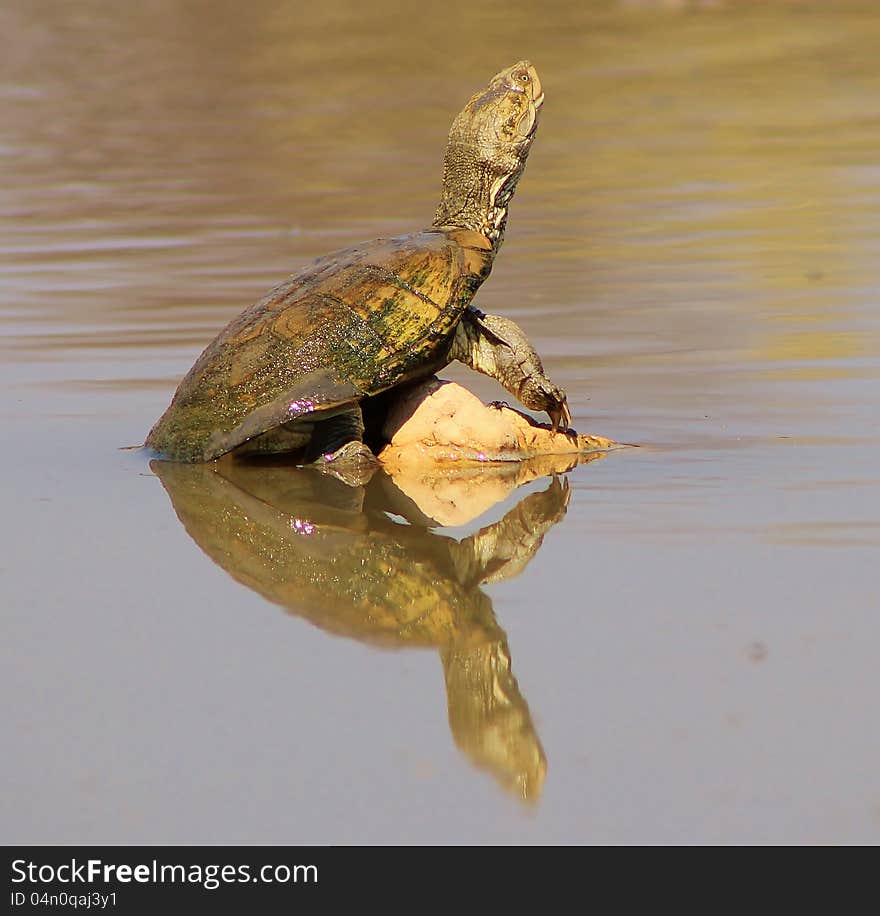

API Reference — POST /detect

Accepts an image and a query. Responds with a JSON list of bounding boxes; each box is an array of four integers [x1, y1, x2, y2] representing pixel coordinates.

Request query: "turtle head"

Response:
[[433, 61, 543, 248]]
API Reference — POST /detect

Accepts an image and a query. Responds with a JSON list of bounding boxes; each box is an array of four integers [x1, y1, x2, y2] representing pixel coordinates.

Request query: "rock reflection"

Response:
[[151, 457, 600, 802]]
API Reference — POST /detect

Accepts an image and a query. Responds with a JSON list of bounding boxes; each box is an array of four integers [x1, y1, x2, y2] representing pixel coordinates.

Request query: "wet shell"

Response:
[[146, 228, 493, 461]]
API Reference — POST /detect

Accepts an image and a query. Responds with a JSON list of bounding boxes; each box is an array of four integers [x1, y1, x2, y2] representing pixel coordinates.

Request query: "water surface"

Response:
[[3, 0, 879, 844]]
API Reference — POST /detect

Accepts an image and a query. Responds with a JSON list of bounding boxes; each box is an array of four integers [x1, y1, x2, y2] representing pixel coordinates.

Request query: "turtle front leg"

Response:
[[450, 307, 572, 431]]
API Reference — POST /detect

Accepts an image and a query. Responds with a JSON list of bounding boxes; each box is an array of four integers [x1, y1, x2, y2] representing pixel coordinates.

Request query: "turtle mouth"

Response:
[[523, 96, 542, 139], [522, 88, 543, 140]]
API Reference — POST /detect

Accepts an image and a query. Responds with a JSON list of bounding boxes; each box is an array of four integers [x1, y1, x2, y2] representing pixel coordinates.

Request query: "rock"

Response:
[[374, 378, 624, 526], [378, 378, 621, 469]]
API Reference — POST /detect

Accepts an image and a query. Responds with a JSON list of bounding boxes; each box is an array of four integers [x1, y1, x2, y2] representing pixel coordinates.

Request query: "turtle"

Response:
[[145, 60, 570, 473]]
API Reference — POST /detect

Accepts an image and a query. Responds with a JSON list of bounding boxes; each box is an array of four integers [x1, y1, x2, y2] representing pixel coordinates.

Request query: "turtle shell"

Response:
[[146, 227, 493, 462]]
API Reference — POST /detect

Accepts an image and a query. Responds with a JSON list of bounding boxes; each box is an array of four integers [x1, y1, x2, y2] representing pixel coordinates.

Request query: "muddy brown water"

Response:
[[3, 0, 879, 843]]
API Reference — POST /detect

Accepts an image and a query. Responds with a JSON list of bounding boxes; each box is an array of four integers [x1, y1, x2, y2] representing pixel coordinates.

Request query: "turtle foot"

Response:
[[313, 441, 379, 487]]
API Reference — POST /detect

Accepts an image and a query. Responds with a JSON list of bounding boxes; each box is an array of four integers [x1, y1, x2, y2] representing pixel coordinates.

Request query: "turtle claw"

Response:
[[549, 399, 572, 433], [313, 441, 378, 487]]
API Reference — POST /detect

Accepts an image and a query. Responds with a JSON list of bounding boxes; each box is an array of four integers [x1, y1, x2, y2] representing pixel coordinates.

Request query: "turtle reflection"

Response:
[[152, 459, 587, 802]]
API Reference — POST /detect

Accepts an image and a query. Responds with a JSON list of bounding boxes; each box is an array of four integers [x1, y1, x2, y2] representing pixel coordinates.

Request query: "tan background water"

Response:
[[3, 0, 879, 843]]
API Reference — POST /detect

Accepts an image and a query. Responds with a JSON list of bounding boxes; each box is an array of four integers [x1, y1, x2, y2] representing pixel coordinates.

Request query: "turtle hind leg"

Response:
[[303, 405, 378, 487], [232, 422, 312, 458]]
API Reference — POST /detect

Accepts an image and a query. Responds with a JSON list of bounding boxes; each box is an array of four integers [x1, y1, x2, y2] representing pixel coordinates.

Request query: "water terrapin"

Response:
[[146, 61, 570, 471]]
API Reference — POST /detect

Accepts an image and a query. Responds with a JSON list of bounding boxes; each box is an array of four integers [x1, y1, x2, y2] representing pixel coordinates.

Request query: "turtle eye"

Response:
[[517, 72, 530, 83]]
